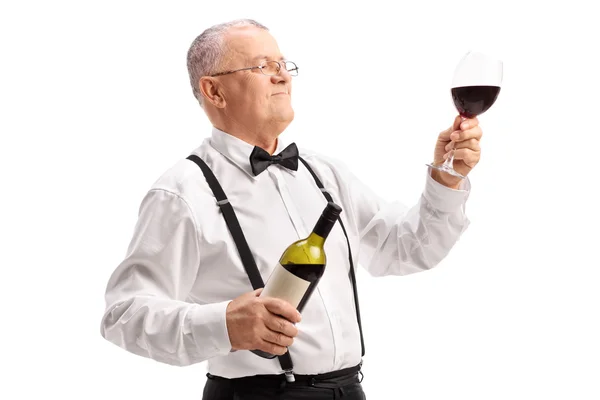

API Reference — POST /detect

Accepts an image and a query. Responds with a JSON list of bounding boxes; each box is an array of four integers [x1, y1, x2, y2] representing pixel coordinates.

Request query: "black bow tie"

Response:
[[249, 143, 299, 176]]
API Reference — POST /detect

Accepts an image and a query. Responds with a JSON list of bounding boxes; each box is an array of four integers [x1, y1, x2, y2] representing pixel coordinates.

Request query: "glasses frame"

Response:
[[209, 60, 298, 77]]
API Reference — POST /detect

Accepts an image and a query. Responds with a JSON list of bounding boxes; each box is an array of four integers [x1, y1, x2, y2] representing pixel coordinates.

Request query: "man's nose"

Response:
[[271, 68, 291, 84]]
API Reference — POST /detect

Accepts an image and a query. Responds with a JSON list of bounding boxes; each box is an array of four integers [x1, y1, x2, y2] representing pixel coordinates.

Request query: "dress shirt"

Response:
[[100, 127, 471, 378]]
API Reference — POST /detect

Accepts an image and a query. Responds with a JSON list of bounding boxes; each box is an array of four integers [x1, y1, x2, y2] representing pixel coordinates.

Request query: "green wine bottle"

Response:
[[252, 201, 342, 359]]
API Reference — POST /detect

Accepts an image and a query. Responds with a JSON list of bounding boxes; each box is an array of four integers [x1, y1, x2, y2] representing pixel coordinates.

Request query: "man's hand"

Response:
[[225, 288, 301, 356], [431, 115, 483, 189]]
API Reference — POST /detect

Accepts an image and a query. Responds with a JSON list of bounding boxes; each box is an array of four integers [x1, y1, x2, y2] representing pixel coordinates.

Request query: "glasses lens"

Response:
[[261, 61, 281, 76], [284, 61, 298, 76]]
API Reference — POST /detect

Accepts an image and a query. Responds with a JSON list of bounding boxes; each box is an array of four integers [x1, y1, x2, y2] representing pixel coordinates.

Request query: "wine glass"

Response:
[[427, 51, 503, 179]]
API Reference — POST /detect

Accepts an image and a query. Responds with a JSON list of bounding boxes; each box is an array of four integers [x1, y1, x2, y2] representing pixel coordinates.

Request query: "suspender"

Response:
[[298, 157, 365, 358], [186, 154, 294, 377], [186, 154, 365, 380], [186, 155, 265, 290]]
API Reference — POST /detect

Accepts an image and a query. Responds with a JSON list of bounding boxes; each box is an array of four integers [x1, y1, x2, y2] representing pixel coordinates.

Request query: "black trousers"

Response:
[[202, 365, 366, 400]]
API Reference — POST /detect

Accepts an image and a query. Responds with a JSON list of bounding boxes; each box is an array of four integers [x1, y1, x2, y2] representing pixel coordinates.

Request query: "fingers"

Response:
[[257, 304, 299, 356], [258, 339, 288, 356], [449, 125, 483, 142], [262, 297, 302, 324], [452, 115, 463, 131], [445, 138, 481, 152], [264, 314, 299, 338], [460, 117, 479, 131], [445, 148, 481, 167], [262, 325, 295, 347], [441, 116, 480, 141]]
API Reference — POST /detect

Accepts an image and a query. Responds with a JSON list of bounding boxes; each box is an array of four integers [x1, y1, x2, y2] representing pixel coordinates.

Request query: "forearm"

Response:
[[359, 171, 470, 276], [99, 188, 233, 366], [100, 295, 232, 366]]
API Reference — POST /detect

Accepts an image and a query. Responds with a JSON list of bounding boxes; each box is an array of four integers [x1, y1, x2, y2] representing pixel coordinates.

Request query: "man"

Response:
[[100, 19, 482, 400]]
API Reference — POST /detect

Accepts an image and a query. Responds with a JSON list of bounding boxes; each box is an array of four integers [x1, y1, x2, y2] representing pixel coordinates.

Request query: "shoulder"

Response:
[[143, 145, 216, 209], [148, 159, 198, 194]]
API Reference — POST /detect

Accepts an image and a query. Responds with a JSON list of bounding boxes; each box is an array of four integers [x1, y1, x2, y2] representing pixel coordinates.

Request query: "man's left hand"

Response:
[[431, 115, 483, 189]]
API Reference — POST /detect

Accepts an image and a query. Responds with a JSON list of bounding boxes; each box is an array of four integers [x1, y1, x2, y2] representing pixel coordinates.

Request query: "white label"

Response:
[[259, 264, 311, 308]]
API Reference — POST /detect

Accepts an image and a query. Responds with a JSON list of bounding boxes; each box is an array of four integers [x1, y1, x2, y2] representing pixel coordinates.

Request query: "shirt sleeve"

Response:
[[312, 155, 471, 277], [100, 188, 232, 366]]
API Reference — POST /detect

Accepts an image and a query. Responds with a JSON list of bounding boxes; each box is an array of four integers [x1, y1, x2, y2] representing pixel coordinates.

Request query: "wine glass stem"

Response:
[[442, 116, 465, 168], [443, 142, 456, 168]]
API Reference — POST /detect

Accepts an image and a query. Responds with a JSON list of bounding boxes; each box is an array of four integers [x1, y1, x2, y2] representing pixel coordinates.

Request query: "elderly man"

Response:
[[100, 19, 482, 400]]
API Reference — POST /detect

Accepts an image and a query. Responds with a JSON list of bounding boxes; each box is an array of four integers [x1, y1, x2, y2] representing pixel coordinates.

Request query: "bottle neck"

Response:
[[310, 215, 336, 244]]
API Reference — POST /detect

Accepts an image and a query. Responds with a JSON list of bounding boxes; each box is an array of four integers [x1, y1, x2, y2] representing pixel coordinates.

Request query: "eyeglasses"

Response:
[[210, 60, 298, 77]]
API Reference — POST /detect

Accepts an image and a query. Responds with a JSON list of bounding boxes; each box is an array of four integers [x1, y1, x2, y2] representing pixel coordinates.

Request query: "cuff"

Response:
[[186, 300, 233, 358], [423, 166, 471, 213]]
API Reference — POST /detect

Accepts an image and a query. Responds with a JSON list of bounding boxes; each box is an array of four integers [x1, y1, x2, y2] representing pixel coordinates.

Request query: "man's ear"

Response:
[[199, 77, 226, 108]]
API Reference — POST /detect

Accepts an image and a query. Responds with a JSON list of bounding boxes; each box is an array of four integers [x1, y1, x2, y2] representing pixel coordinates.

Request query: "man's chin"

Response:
[[275, 107, 294, 124], [270, 111, 294, 133]]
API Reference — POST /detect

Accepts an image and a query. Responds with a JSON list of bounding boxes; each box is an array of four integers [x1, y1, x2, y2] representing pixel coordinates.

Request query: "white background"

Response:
[[1, 0, 599, 399]]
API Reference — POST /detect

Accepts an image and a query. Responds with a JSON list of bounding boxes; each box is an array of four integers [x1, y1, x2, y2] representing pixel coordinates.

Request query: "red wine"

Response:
[[451, 85, 500, 118]]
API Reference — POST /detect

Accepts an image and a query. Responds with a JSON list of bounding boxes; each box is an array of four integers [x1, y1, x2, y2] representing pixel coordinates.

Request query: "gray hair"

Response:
[[186, 19, 269, 108]]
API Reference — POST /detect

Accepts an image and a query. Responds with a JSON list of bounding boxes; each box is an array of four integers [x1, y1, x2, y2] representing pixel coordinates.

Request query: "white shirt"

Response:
[[100, 127, 471, 378]]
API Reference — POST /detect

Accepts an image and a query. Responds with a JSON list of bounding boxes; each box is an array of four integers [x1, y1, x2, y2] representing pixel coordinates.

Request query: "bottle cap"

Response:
[[322, 202, 342, 222]]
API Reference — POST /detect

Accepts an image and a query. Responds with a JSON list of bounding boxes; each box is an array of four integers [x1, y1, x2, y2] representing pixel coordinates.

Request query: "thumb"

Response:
[[254, 288, 264, 296], [452, 114, 463, 131], [440, 115, 463, 141]]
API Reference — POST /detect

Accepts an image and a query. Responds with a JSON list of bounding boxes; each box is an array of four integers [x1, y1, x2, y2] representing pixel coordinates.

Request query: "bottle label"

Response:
[[260, 264, 310, 308]]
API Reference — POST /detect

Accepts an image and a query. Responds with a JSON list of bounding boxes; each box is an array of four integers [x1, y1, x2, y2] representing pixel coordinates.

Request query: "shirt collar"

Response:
[[208, 126, 296, 179]]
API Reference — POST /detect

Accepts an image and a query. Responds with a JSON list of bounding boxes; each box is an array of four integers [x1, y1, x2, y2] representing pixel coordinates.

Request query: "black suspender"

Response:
[[186, 154, 295, 377], [186, 154, 365, 380], [298, 157, 365, 358], [186, 155, 265, 290]]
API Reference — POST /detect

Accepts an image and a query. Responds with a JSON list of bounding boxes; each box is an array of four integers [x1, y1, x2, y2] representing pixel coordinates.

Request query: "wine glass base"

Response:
[[426, 163, 466, 179]]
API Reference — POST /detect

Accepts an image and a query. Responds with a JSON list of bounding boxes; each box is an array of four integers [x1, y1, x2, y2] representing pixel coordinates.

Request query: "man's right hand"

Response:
[[225, 288, 301, 356]]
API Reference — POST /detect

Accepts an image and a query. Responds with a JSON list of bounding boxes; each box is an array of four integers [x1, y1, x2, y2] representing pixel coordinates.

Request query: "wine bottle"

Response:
[[251, 201, 342, 359]]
